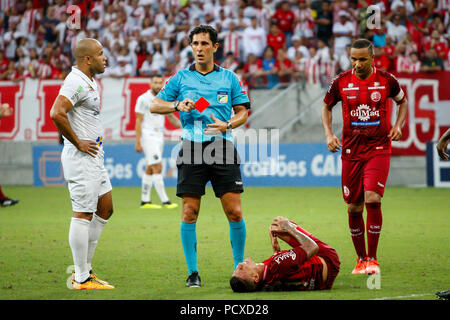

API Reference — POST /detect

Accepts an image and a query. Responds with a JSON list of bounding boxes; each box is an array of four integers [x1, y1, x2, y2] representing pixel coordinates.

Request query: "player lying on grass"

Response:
[[230, 216, 340, 292]]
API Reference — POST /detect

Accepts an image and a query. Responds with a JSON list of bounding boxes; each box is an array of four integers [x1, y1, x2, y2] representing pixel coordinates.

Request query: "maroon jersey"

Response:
[[262, 222, 340, 291], [324, 67, 405, 160]]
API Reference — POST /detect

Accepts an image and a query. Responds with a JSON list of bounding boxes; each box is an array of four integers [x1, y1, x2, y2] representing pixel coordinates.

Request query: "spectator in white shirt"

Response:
[[242, 16, 267, 59], [150, 40, 166, 74], [293, 0, 314, 39], [109, 56, 133, 78], [214, 0, 233, 20], [218, 20, 243, 60], [139, 54, 157, 76], [390, 0, 415, 16], [86, 9, 103, 32], [3, 22, 23, 60], [386, 14, 407, 44], [287, 35, 309, 61], [332, 11, 354, 57]]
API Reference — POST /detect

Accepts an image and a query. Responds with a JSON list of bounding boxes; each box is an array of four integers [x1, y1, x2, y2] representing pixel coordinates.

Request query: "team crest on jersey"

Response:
[[371, 91, 381, 102], [217, 91, 228, 104]]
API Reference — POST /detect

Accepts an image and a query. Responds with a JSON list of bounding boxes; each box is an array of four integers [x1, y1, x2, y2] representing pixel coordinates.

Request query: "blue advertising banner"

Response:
[[33, 143, 342, 187], [426, 141, 450, 188]]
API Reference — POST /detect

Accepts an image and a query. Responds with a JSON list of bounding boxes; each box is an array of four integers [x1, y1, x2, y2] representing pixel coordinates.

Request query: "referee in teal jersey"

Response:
[[151, 25, 250, 287]]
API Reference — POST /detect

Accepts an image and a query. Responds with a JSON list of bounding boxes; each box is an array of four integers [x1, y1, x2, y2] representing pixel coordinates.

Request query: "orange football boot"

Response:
[[351, 257, 368, 274]]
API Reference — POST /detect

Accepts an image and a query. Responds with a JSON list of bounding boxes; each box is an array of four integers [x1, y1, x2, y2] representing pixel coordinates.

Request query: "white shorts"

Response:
[[61, 146, 112, 213], [141, 136, 164, 166]]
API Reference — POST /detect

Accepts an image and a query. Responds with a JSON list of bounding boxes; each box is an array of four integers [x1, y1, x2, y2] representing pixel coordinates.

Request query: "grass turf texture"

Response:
[[0, 186, 448, 300]]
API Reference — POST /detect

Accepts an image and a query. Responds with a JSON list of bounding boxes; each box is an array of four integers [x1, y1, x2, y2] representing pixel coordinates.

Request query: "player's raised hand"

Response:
[[270, 216, 290, 237], [177, 98, 196, 113], [77, 140, 99, 158], [269, 228, 281, 253], [326, 134, 342, 153], [388, 125, 402, 141], [204, 113, 227, 135]]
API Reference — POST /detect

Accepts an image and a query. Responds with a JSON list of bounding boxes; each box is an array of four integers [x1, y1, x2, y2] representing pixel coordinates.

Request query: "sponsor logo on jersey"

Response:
[[350, 104, 380, 126], [274, 250, 297, 264]]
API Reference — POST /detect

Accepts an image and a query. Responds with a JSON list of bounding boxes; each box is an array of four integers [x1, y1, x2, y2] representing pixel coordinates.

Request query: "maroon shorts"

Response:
[[318, 246, 340, 289], [341, 154, 390, 204]]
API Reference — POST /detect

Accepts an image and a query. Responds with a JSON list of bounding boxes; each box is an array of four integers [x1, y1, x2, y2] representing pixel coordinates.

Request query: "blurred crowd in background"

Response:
[[0, 0, 448, 89]]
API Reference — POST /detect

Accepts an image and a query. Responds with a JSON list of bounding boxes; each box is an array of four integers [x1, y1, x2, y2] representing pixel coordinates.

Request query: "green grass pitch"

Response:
[[0, 186, 448, 300]]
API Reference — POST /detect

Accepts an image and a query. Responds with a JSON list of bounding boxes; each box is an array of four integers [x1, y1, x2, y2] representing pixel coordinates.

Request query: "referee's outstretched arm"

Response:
[[151, 97, 196, 114]]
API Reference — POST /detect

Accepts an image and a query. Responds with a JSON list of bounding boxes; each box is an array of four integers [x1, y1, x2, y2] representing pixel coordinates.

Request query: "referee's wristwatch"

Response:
[[173, 101, 180, 112], [226, 121, 232, 130]]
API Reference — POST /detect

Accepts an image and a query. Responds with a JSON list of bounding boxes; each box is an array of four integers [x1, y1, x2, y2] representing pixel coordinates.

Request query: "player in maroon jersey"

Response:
[[229, 216, 340, 292], [321, 39, 408, 275]]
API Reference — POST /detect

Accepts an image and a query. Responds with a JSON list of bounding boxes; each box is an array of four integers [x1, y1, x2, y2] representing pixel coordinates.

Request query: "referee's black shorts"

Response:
[[176, 139, 244, 198]]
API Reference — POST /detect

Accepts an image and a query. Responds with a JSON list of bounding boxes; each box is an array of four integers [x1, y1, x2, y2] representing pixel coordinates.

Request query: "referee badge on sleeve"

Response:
[[217, 91, 228, 104]]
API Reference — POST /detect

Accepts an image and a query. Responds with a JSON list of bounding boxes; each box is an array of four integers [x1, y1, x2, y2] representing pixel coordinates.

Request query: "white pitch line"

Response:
[[370, 293, 434, 300]]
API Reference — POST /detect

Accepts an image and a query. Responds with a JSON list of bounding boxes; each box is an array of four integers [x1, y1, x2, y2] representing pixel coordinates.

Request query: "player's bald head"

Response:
[[74, 38, 102, 63]]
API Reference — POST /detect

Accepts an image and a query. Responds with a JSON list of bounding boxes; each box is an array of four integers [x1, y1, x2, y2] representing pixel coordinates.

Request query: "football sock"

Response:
[[153, 174, 169, 203], [180, 221, 198, 275], [87, 213, 108, 271], [69, 217, 90, 283], [366, 202, 382, 260], [141, 174, 153, 203], [229, 219, 246, 269], [348, 209, 367, 258], [0, 185, 5, 200]]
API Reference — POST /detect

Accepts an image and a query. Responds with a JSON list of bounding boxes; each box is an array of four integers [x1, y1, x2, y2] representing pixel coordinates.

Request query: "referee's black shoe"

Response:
[[0, 197, 19, 207], [186, 271, 201, 287]]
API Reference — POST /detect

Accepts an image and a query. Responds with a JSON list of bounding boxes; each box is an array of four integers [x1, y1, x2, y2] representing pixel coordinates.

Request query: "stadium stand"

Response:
[[0, 0, 448, 89]]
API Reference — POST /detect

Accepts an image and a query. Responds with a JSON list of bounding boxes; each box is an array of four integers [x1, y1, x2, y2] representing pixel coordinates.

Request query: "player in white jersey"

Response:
[[50, 38, 114, 290], [135, 75, 181, 209]]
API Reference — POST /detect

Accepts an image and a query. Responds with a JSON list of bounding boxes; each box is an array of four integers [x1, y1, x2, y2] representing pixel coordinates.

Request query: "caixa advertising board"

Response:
[[32, 143, 341, 187]]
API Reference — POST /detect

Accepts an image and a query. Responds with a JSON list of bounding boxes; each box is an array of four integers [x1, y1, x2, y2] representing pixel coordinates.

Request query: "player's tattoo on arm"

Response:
[[278, 220, 319, 259]]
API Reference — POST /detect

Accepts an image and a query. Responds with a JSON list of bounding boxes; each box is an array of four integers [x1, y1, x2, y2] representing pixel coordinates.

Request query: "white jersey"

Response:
[[59, 66, 103, 147], [135, 90, 165, 140]]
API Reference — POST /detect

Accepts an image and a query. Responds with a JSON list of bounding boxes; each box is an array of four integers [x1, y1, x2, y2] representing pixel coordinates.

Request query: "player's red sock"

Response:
[[348, 210, 367, 258], [366, 202, 382, 260], [0, 185, 6, 200]]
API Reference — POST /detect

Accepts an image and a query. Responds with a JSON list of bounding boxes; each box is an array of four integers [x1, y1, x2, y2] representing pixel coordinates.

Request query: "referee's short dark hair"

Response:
[[351, 38, 374, 56], [189, 25, 218, 45]]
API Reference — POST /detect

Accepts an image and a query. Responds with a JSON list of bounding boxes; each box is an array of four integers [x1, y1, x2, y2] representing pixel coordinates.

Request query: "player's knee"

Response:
[[181, 204, 199, 223], [348, 202, 364, 214], [226, 208, 243, 223], [98, 206, 113, 220], [365, 191, 381, 203]]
